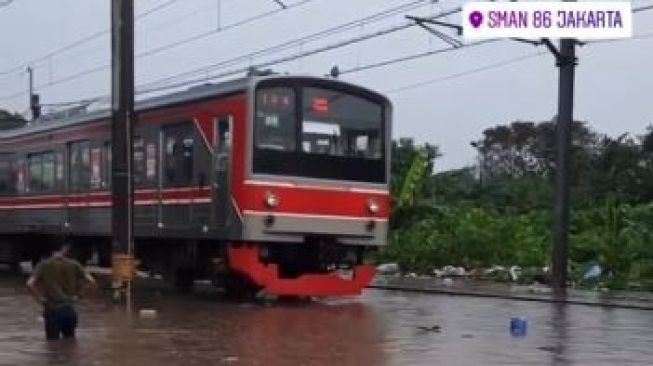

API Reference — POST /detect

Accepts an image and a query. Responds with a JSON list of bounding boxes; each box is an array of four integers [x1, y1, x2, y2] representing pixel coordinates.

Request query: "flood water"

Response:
[[2, 274, 653, 366]]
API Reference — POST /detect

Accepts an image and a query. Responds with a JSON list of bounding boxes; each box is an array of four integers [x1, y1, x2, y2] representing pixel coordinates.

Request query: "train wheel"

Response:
[[173, 268, 196, 294], [222, 272, 258, 300]]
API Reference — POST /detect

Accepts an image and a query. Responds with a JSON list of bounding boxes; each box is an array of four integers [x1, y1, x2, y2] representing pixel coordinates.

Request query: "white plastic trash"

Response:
[[139, 309, 158, 318], [376, 263, 399, 275]]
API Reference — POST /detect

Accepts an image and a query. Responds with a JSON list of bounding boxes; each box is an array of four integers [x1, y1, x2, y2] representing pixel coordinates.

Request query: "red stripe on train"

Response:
[[238, 184, 390, 218], [0, 187, 212, 207]]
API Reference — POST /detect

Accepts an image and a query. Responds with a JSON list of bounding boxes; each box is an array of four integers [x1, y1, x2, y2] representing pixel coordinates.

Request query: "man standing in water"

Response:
[[26, 243, 96, 340]]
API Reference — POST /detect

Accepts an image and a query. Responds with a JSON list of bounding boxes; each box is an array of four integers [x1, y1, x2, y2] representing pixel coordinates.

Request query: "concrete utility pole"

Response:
[[110, 0, 137, 297], [551, 38, 576, 294]]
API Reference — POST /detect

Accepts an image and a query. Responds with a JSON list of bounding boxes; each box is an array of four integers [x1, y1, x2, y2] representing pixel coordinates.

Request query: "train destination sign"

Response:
[[462, 1, 632, 40]]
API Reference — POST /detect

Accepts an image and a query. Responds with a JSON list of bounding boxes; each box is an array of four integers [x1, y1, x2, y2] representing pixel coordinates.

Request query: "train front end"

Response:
[[229, 76, 391, 297]]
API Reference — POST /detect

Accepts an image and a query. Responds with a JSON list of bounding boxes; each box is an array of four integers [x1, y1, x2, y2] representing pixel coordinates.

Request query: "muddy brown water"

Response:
[[1, 274, 653, 366]]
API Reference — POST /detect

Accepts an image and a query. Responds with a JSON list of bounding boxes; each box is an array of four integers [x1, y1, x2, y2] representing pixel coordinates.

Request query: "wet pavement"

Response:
[[2, 273, 653, 366]]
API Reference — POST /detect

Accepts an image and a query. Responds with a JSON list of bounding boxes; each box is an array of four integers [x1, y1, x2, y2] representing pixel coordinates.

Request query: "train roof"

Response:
[[0, 74, 390, 140], [0, 76, 251, 140]]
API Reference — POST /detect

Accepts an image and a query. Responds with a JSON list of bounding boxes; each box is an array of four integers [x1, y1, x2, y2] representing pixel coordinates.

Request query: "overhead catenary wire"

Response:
[[0, 0, 323, 101], [139, 0, 438, 89], [0, 0, 181, 77], [0, 0, 444, 101], [107, 2, 653, 94], [385, 51, 548, 94], [338, 39, 497, 77], [35, 25, 653, 112], [4, 3, 653, 106], [137, 16, 456, 94], [136, 0, 317, 60]]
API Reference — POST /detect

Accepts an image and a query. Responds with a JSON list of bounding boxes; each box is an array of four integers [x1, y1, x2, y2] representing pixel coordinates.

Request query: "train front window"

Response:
[[301, 87, 382, 160], [255, 87, 296, 151], [253, 84, 386, 183]]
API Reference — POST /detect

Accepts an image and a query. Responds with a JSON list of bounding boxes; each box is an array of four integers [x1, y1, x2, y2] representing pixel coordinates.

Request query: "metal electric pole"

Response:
[[405, 12, 579, 293], [110, 0, 137, 298], [551, 38, 577, 294], [27, 66, 40, 119]]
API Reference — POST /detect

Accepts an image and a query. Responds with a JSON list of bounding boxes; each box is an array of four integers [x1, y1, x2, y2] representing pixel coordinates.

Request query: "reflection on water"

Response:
[[1, 275, 653, 366], [547, 304, 568, 366]]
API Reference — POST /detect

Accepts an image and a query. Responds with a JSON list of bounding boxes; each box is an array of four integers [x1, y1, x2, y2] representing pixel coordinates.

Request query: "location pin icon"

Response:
[[469, 11, 483, 28]]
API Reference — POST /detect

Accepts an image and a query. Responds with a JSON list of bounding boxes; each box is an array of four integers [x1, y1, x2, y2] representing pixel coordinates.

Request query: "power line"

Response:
[[634, 3, 653, 13], [140, 0, 440, 90], [135, 0, 317, 59], [0, 0, 320, 101], [35, 24, 653, 110], [385, 52, 547, 94], [1, 0, 438, 100], [272, 0, 287, 9], [106, 1, 653, 93], [0, 0, 320, 91], [138, 9, 461, 95], [17, 6, 457, 105], [339, 39, 497, 76], [31, 0, 651, 98], [5, 3, 653, 105], [0, 0, 180, 77]]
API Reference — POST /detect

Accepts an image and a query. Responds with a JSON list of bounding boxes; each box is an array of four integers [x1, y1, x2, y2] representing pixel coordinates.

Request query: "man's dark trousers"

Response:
[[43, 303, 78, 340]]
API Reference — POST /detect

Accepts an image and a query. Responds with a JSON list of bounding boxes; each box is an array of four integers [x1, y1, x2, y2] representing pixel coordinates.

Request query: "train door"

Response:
[[213, 116, 233, 228], [161, 122, 196, 228]]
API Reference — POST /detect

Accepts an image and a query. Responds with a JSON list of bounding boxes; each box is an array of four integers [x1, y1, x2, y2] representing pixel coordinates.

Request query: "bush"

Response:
[[381, 201, 653, 290]]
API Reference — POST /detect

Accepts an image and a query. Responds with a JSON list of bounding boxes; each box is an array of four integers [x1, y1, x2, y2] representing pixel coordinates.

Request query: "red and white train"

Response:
[[0, 75, 391, 297]]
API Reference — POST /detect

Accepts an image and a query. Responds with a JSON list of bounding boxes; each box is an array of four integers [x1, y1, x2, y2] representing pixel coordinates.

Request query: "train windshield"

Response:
[[254, 84, 386, 183]]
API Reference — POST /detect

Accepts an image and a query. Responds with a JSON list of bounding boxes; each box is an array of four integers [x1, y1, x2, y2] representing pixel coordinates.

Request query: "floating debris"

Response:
[[376, 263, 399, 275], [510, 316, 528, 336], [417, 325, 441, 333], [584, 264, 602, 280], [527, 285, 552, 295], [139, 309, 158, 318], [509, 266, 522, 282]]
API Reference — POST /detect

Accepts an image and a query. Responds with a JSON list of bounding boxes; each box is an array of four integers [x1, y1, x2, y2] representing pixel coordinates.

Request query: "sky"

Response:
[[0, 0, 651, 171]]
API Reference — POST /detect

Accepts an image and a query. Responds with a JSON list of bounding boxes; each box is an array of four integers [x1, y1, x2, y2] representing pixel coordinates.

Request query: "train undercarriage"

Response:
[[0, 235, 376, 298]]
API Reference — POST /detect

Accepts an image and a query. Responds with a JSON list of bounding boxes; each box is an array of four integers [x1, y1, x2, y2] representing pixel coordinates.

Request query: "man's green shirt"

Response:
[[33, 257, 85, 305]]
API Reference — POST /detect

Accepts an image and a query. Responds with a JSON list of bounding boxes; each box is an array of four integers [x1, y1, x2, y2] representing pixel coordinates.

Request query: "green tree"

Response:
[[389, 138, 440, 229], [0, 109, 26, 130]]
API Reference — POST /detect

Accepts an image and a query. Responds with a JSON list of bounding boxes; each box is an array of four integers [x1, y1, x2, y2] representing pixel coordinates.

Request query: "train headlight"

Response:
[[265, 192, 280, 208], [367, 199, 380, 214]]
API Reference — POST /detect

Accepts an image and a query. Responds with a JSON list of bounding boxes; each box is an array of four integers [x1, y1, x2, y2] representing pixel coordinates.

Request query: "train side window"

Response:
[[216, 117, 232, 172], [163, 124, 194, 188], [55, 152, 64, 189], [27, 152, 54, 193], [27, 154, 42, 193], [133, 137, 145, 187], [0, 154, 14, 195], [104, 142, 112, 189], [90, 147, 103, 190], [69, 141, 90, 192], [145, 140, 157, 185], [16, 159, 26, 194], [42, 153, 55, 191]]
